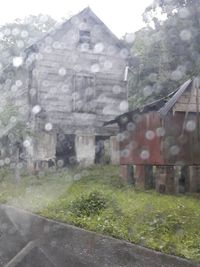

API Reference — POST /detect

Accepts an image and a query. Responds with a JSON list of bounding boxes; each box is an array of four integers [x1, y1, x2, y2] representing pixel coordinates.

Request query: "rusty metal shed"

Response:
[[105, 77, 200, 194]]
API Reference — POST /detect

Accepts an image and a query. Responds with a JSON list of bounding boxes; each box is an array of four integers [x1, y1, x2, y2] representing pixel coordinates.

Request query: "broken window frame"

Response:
[[73, 73, 96, 113]]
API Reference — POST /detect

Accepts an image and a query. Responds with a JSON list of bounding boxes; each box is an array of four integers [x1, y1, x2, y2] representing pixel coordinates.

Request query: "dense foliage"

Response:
[[69, 191, 108, 217], [0, 14, 56, 69], [128, 0, 200, 108]]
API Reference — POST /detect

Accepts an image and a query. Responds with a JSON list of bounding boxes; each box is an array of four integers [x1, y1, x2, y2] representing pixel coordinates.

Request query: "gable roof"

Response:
[[104, 77, 194, 125], [25, 7, 125, 52], [1, 7, 126, 74]]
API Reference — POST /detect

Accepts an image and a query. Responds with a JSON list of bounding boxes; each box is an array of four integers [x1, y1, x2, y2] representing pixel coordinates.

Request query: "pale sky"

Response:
[[0, 0, 153, 37]]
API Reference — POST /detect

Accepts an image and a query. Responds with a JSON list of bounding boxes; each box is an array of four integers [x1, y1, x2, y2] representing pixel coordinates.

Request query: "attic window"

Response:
[[79, 30, 91, 44]]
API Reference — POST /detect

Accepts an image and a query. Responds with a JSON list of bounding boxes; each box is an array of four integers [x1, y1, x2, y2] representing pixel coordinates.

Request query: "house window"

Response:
[[79, 30, 91, 45], [73, 75, 95, 113]]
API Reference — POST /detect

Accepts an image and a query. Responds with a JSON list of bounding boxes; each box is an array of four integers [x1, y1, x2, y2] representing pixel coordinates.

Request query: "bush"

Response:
[[69, 191, 108, 217]]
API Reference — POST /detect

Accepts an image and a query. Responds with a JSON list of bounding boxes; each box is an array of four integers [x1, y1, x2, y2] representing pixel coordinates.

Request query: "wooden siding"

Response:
[[30, 10, 128, 135], [173, 86, 200, 113]]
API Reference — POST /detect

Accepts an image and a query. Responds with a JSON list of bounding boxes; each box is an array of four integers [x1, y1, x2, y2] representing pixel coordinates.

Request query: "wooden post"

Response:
[[179, 166, 190, 193], [156, 166, 175, 194], [135, 165, 146, 189], [120, 165, 134, 185], [188, 166, 200, 193], [134, 165, 155, 190]]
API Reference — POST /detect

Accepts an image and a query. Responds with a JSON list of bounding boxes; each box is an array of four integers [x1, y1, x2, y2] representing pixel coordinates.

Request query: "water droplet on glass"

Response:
[[23, 139, 31, 148], [125, 33, 135, 43], [185, 120, 196, 132], [180, 29, 191, 41], [112, 85, 122, 94], [170, 145, 180, 155], [15, 80, 23, 87], [32, 105, 41, 114], [140, 150, 150, 160], [91, 64, 100, 73], [94, 42, 104, 53], [145, 130, 155, 140], [57, 159, 64, 168], [178, 7, 190, 19], [119, 101, 128, 112], [156, 127, 165, 137], [58, 68, 66, 76], [13, 57, 23, 68], [143, 86, 153, 97], [45, 123, 53, 131]]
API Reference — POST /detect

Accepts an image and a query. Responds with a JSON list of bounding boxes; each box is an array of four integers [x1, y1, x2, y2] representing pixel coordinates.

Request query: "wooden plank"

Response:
[[173, 103, 200, 112], [177, 95, 200, 104]]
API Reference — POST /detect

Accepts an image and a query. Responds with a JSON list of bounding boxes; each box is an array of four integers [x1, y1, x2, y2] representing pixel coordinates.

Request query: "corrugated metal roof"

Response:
[[104, 78, 193, 126], [158, 79, 192, 117]]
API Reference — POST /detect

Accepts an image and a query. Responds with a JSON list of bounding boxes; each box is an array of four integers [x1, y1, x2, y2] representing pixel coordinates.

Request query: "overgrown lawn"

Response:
[[0, 165, 199, 263]]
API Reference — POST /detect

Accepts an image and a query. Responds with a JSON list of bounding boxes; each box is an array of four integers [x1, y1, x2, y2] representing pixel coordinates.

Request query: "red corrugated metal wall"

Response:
[[119, 111, 200, 166]]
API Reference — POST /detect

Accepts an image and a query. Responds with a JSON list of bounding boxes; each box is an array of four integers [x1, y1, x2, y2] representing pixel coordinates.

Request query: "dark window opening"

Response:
[[79, 30, 91, 44], [56, 134, 76, 167], [179, 166, 189, 193], [74, 75, 95, 113], [145, 165, 155, 189], [95, 136, 110, 164]]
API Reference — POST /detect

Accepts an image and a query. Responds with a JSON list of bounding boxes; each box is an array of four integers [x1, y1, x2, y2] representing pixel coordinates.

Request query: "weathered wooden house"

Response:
[[105, 77, 200, 193], [0, 7, 129, 168]]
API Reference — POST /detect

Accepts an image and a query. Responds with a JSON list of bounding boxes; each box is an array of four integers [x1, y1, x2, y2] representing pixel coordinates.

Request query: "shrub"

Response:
[[69, 191, 108, 217]]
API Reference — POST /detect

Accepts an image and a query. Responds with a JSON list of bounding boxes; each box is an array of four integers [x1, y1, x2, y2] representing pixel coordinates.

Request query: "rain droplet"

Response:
[[23, 139, 31, 148], [94, 42, 104, 53], [170, 145, 180, 155], [13, 57, 23, 67], [171, 70, 183, 81], [120, 48, 129, 59], [32, 105, 41, 114], [91, 64, 100, 73], [12, 28, 20, 36], [15, 80, 23, 87], [178, 7, 190, 19], [125, 33, 135, 43], [119, 101, 128, 112], [145, 130, 155, 140], [156, 127, 165, 137], [121, 149, 130, 157], [127, 122, 135, 131], [180, 29, 191, 41], [57, 159, 64, 168], [116, 133, 125, 142], [112, 85, 122, 94], [143, 86, 153, 97], [185, 120, 196, 132], [74, 173, 81, 181], [45, 123, 53, 131], [11, 85, 18, 92], [58, 68, 66, 76], [29, 88, 37, 96], [21, 30, 29, 38], [4, 157, 10, 165], [104, 60, 112, 70], [140, 150, 150, 160], [10, 116, 17, 124]]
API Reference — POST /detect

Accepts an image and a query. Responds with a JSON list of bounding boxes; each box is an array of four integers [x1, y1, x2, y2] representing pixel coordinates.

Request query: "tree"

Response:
[[128, 0, 200, 108], [0, 14, 56, 68]]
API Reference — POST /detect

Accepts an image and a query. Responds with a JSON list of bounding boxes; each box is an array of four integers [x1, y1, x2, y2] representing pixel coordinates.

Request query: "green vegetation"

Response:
[[128, 0, 200, 108], [0, 165, 199, 262]]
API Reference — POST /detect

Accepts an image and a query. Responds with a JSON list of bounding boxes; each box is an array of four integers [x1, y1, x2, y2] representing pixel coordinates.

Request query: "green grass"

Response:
[[0, 165, 200, 262]]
